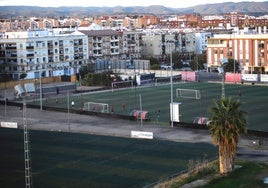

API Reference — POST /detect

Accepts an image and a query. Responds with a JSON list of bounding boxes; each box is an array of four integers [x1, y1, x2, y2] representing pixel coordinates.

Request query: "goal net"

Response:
[[111, 80, 134, 92], [83, 102, 109, 113], [176, 88, 201, 99]]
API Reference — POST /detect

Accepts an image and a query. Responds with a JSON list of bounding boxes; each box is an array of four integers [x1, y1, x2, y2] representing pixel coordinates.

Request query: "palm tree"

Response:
[[209, 97, 247, 174]]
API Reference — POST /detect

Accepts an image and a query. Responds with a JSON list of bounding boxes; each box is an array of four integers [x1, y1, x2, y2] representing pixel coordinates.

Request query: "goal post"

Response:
[[83, 102, 109, 113], [176, 88, 201, 99], [111, 80, 134, 92]]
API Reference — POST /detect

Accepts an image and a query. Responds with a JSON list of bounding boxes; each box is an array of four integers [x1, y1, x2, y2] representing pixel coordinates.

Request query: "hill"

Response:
[[0, 2, 267, 18]]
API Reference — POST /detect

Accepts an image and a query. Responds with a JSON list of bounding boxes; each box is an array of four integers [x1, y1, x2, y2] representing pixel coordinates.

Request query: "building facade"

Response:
[[79, 29, 121, 60], [0, 29, 88, 79], [206, 32, 268, 73], [121, 30, 142, 60]]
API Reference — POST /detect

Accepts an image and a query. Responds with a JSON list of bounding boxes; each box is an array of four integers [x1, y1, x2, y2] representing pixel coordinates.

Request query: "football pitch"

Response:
[[0, 128, 217, 188], [39, 82, 268, 132]]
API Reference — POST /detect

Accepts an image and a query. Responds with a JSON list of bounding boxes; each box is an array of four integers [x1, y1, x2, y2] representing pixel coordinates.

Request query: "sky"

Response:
[[0, 0, 266, 8]]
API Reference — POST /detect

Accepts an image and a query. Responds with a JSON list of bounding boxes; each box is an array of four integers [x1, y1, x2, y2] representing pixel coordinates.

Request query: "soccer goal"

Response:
[[83, 102, 109, 113], [176, 88, 201, 99], [111, 80, 134, 92]]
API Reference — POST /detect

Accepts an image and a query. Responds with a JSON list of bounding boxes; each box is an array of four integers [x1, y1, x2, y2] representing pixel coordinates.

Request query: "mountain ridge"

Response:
[[0, 2, 267, 18]]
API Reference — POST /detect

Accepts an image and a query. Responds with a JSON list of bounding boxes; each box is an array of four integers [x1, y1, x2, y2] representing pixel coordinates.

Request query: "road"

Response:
[[0, 104, 267, 162]]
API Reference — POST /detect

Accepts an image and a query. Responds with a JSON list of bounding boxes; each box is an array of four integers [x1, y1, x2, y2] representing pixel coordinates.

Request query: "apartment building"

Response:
[[93, 15, 159, 29], [195, 32, 212, 54], [0, 29, 88, 80], [141, 32, 198, 60], [79, 29, 121, 60], [121, 30, 142, 59], [206, 31, 268, 73]]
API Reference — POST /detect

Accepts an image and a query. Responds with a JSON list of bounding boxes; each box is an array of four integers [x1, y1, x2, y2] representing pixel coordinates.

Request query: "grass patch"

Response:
[[160, 160, 268, 188], [199, 160, 268, 188]]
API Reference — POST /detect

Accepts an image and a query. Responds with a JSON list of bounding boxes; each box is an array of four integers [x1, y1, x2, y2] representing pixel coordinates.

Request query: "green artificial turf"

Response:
[[0, 128, 217, 188], [37, 82, 268, 131]]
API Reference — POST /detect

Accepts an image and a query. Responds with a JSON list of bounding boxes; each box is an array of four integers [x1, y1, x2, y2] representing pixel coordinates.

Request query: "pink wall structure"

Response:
[[225, 73, 242, 83], [180, 71, 196, 81]]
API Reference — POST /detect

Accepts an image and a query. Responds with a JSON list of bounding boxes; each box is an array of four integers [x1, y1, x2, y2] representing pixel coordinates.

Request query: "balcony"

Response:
[[26, 46, 34, 50], [6, 46, 17, 50], [27, 54, 34, 58]]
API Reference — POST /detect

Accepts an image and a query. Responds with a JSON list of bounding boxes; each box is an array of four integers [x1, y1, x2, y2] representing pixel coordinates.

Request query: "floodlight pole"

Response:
[[234, 58, 236, 84], [39, 71, 42, 110], [139, 94, 143, 128], [67, 91, 70, 132], [4, 89, 7, 120], [23, 97, 33, 188], [167, 41, 174, 127], [222, 72, 225, 98], [220, 59, 228, 99]]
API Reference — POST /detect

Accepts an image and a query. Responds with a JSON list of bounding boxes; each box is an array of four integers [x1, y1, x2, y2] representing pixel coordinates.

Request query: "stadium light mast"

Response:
[[22, 95, 33, 188], [67, 91, 70, 132], [139, 94, 143, 127], [220, 58, 228, 98], [4, 89, 7, 120], [167, 40, 174, 127], [39, 71, 42, 110]]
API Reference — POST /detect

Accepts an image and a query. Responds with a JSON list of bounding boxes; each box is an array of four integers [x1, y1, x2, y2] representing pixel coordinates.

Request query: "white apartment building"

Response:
[[195, 32, 212, 54], [0, 29, 88, 80]]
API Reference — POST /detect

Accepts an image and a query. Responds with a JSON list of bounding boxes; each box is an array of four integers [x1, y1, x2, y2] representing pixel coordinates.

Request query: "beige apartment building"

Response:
[[79, 29, 142, 60], [206, 32, 268, 74], [79, 29, 121, 60]]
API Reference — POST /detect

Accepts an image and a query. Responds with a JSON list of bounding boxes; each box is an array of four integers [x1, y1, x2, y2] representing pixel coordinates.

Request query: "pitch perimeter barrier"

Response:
[[1, 100, 268, 138], [174, 121, 268, 138], [143, 156, 218, 188]]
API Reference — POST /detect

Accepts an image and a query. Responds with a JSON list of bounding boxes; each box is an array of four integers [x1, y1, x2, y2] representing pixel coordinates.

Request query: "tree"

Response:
[[20, 72, 27, 79], [150, 64, 160, 70], [148, 57, 159, 66], [209, 97, 247, 175], [169, 51, 183, 69], [79, 64, 94, 79], [82, 72, 114, 88], [225, 58, 240, 73]]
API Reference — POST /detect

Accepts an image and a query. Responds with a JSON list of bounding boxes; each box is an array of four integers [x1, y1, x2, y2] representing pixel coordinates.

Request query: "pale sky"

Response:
[[0, 0, 266, 8]]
